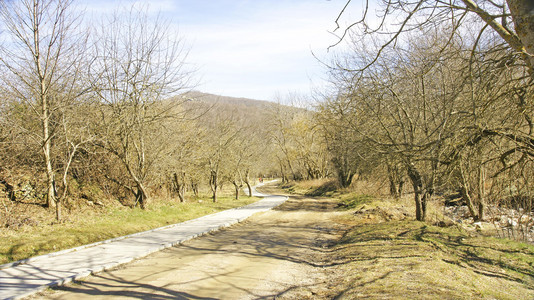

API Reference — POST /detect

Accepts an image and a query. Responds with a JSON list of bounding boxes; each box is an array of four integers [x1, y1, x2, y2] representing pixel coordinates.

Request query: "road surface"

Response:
[[1, 184, 287, 300], [35, 192, 347, 299]]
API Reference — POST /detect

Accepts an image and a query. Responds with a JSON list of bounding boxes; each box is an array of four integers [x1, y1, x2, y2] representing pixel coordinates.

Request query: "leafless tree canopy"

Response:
[[317, 0, 534, 221], [1, 0, 533, 234]]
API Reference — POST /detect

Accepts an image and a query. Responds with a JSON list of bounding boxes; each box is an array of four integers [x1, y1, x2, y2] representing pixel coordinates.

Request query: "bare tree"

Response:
[[326, 29, 477, 220], [333, 0, 534, 76], [90, 5, 193, 209], [0, 0, 89, 220], [316, 94, 375, 188], [204, 113, 242, 202], [161, 119, 205, 203]]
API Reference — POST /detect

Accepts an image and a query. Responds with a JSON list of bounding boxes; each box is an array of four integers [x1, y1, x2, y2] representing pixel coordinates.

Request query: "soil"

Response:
[[35, 192, 351, 299]]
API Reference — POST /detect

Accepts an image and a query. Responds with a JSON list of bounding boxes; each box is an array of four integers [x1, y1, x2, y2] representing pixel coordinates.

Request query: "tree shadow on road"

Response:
[[45, 197, 349, 299]]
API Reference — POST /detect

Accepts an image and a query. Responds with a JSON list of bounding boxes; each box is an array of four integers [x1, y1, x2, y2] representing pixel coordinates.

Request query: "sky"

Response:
[[79, 0, 356, 101]]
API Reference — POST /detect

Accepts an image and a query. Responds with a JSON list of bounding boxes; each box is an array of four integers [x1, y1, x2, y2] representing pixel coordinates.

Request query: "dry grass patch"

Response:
[[276, 180, 534, 299], [331, 220, 534, 299], [279, 178, 339, 196]]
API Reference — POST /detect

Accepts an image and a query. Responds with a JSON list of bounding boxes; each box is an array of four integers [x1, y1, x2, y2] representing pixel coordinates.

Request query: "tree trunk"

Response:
[[209, 170, 218, 202], [334, 156, 353, 188], [191, 181, 199, 197], [387, 164, 404, 199], [343, 171, 353, 188], [506, 0, 534, 75], [421, 191, 430, 222], [397, 180, 404, 198], [245, 169, 252, 197], [173, 172, 185, 202], [232, 181, 241, 200], [477, 165, 485, 220], [414, 191, 423, 221], [389, 176, 397, 198], [407, 165, 425, 221], [279, 160, 287, 183], [44, 156, 56, 209], [478, 201, 485, 221], [460, 185, 478, 220], [459, 163, 478, 220], [245, 180, 252, 197], [135, 182, 149, 209], [336, 166, 353, 188], [286, 158, 297, 181], [54, 181, 61, 222], [178, 185, 185, 203], [212, 188, 218, 202], [42, 93, 57, 210]]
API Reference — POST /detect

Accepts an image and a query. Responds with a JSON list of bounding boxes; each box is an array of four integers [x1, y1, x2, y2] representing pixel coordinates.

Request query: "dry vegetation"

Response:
[[278, 180, 534, 299], [2, 4, 534, 297], [0, 0, 285, 235]]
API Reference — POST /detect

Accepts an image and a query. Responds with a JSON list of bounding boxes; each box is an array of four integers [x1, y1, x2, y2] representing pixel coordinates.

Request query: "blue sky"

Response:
[[79, 0, 354, 101]]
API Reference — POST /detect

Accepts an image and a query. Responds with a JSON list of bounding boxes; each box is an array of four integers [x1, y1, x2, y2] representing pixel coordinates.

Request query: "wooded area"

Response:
[[317, 0, 534, 225], [0, 0, 293, 226], [0, 0, 533, 245]]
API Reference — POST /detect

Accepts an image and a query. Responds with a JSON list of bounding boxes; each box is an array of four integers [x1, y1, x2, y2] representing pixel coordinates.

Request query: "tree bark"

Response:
[[477, 165, 485, 221], [135, 182, 149, 209], [42, 93, 57, 210], [278, 159, 287, 183], [460, 185, 478, 220], [421, 191, 429, 221], [244, 169, 252, 197], [173, 172, 186, 202], [209, 170, 218, 202], [191, 181, 199, 197], [232, 180, 241, 200], [397, 180, 404, 198], [407, 165, 426, 221], [506, 0, 534, 75]]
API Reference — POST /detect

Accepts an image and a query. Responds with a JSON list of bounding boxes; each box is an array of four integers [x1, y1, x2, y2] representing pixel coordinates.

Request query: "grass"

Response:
[[0, 194, 259, 265], [336, 192, 376, 210], [278, 179, 534, 299], [333, 220, 534, 299], [281, 178, 339, 197]]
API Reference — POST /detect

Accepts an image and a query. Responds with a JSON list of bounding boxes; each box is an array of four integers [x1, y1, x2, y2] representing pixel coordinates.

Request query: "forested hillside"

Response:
[[0, 0, 313, 227]]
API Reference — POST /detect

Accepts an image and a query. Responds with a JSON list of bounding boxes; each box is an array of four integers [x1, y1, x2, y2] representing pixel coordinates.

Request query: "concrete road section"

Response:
[[0, 184, 287, 300], [38, 193, 347, 300]]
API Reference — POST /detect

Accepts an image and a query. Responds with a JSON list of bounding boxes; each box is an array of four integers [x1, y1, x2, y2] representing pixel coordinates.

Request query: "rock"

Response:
[[473, 222, 488, 232], [519, 215, 532, 224], [507, 218, 518, 227]]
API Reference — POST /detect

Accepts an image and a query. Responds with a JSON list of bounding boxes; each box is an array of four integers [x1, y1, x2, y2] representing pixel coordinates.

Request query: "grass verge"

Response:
[[0, 195, 259, 265], [278, 179, 534, 299], [332, 220, 534, 299]]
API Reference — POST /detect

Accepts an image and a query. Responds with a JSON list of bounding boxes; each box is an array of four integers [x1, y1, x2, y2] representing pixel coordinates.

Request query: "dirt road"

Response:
[[36, 194, 348, 299]]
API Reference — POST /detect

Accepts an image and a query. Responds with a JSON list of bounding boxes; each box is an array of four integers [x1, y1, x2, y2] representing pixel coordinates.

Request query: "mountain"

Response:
[[180, 91, 273, 109]]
